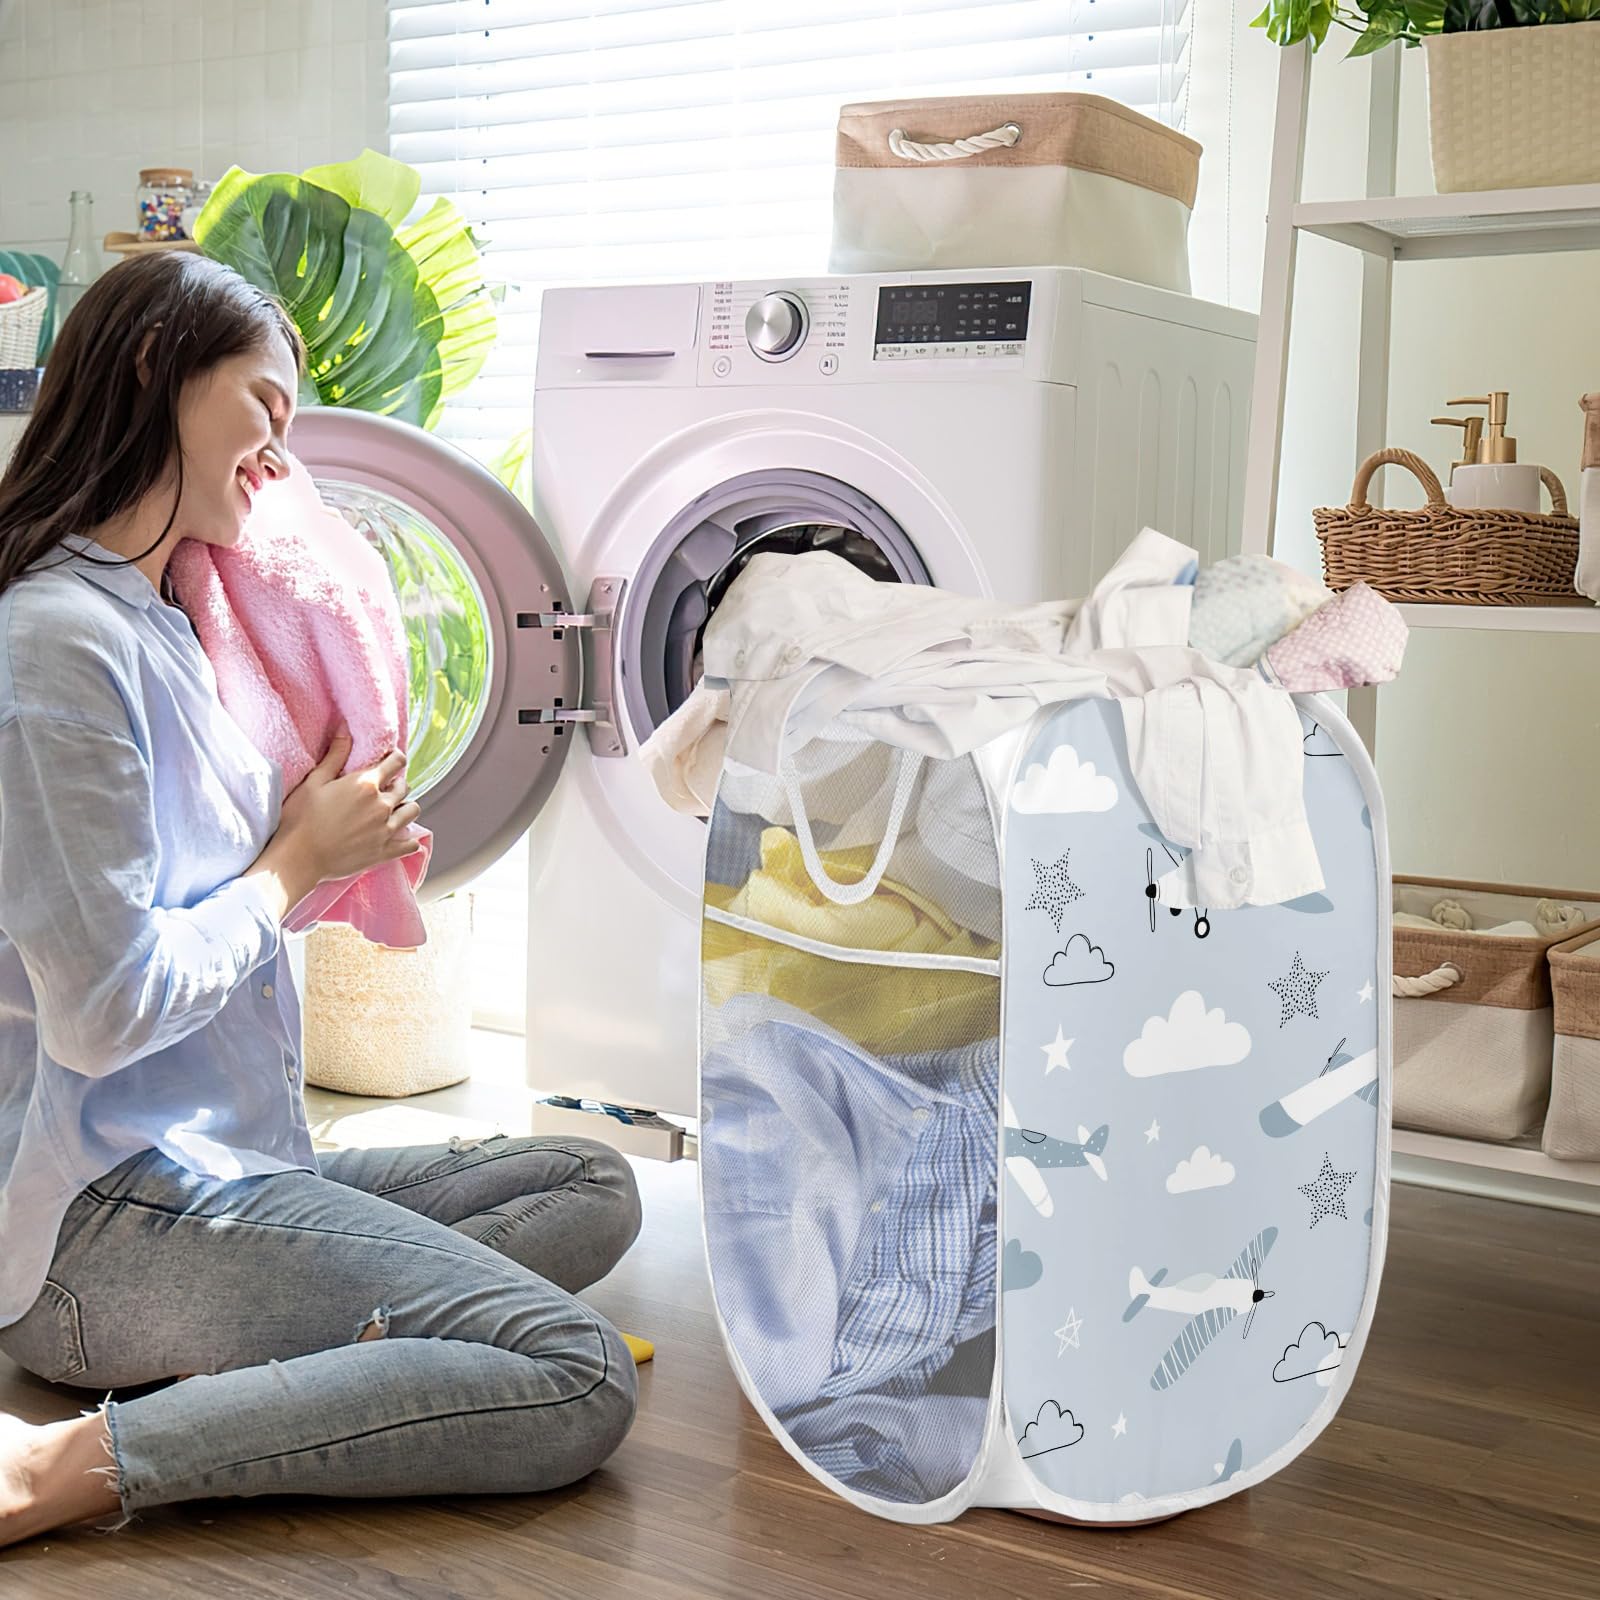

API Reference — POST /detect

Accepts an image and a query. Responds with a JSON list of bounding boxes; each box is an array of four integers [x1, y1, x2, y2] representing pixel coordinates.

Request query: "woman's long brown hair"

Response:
[[0, 252, 304, 596]]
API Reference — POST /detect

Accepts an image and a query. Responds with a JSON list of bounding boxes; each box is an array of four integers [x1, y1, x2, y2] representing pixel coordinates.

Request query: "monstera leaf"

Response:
[[196, 166, 443, 426], [301, 148, 421, 229], [194, 150, 497, 430], [397, 196, 499, 405]]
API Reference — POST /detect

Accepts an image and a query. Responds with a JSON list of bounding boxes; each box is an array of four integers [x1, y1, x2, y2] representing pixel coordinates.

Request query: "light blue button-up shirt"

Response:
[[0, 538, 318, 1330]]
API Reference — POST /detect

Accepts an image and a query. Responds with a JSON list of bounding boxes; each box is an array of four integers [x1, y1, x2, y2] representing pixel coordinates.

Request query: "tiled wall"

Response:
[[0, 0, 389, 257]]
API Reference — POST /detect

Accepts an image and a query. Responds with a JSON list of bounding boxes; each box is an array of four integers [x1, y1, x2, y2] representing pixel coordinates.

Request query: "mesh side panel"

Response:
[[701, 734, 1003, 1504], [710, 729, 1002, 945], [703, 922, 997, 1057], [700, 962, 1000, 1507]]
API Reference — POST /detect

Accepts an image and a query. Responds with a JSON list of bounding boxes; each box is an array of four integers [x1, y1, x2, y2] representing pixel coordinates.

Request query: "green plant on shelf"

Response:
[[1253, 0, 1600, 55]]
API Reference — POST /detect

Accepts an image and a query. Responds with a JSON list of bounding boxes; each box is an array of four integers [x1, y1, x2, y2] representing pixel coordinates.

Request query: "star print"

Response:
[[1298, 1151, 1355, 1228], [1144, 1118, 1161, 1144], [1041, 1026, 1075, 1074], [1026, 852, 1085, 933], [1054, 1306, 1083, 1354], [1357, 979, 1375, 1004], [1111, 1413, 1127, 1438], [1268, 951, 1327, 1027]]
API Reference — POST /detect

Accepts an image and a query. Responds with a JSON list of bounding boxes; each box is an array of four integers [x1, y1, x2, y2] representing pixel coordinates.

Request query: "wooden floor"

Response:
[[3, 1163, 1597, 1600]]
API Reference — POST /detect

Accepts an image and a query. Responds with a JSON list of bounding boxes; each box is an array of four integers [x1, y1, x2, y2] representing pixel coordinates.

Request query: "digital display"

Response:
[[874, 280, 1031, 355]]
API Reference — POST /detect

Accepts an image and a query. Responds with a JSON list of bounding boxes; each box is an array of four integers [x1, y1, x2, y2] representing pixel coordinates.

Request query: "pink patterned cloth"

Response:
[[1262, 581, 1407, 691], [168, 455, 432, 948]]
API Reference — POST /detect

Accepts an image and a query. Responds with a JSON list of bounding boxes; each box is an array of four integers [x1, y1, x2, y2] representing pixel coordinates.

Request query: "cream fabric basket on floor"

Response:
[[302, 892, 474, 1098], [829, 92, 1200, 292], [1545, 926, 1600, 1161], [1392, 876, 1600, 1142]]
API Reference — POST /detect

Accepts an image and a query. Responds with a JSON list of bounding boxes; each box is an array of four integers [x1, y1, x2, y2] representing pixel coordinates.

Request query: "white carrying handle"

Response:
[[886, 120, 1021, 163], [1392, 963, 1463, 998], [780, 746, 925, 906]]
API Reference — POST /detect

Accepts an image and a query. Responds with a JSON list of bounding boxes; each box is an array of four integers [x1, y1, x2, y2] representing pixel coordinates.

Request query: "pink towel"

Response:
[[169, 454, 432, 948]]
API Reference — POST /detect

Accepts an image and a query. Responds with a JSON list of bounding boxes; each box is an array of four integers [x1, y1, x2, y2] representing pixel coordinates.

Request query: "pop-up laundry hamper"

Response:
[[698, 695, 1391, 1524]]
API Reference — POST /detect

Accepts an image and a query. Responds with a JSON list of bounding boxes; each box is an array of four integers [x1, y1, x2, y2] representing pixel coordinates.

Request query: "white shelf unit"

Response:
[[1243, 43, 1599, 1213]]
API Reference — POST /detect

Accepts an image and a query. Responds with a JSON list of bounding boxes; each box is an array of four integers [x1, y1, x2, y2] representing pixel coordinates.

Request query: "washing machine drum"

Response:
[[617, 467, 930, 741], [697, 694, 1388, 1523]]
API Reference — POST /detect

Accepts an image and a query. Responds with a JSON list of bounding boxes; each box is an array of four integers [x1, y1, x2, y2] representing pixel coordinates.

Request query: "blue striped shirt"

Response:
[[0, 539, 318, 1330]]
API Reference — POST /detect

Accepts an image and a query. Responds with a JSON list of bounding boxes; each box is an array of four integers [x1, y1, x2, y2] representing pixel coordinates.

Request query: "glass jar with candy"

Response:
[[136, 168, 198, 242]]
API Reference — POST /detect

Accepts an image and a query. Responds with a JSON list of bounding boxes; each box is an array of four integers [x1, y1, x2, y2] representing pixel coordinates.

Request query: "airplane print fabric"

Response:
[[1001, 696, 1382, 1512]]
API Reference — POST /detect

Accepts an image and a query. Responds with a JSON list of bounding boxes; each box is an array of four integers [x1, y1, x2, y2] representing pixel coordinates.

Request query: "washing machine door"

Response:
[[286, 409, 580, 897]]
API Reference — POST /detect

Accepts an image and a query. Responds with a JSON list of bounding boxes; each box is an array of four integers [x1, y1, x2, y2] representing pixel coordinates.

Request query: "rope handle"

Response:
[[1350, 448, 1446, 511], [1538, 465, 1569, 516], [886, 120, 1021, 163], [1393, 962, 1463, 998], [780, 747, 925, 906]]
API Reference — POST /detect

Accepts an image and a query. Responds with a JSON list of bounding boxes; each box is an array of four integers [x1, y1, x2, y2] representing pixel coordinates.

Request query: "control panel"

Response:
[[700, 276, 1034, 384], [874, 280, 1031, 361]]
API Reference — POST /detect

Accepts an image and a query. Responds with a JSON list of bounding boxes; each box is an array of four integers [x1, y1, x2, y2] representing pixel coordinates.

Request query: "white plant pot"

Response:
[[1424, 22, 1600, 193]]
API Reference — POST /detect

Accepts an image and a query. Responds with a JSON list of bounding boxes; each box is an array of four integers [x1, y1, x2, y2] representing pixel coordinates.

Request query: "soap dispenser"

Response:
[[1430, 411, 1485, 493], [1439, 391, 1543, 512]]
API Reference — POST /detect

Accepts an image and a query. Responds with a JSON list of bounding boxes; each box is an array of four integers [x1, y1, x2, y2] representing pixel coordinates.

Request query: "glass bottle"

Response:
[[54, 191, 102, 343]]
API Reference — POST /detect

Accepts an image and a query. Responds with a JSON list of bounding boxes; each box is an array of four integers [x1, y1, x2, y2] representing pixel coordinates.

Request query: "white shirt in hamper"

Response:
[[0, 540, 317, 1332], [641, 528, 1325, 911]]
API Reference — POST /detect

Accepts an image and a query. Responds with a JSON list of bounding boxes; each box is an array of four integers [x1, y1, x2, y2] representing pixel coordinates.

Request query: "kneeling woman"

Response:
[[0, 254, 642, 1547]]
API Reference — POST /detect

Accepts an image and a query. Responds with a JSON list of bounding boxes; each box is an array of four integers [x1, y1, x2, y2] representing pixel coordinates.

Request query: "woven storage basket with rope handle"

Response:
[[1313, 446, 1582, 605]]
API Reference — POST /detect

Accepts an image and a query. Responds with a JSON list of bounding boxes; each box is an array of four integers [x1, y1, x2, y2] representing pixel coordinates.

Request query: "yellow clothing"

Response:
[[703, 829, 999, 1057]]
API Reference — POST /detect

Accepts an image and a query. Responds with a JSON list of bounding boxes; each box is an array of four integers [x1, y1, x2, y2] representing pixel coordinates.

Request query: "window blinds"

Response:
[[388, 0, 1190, 458], [385, 0, 1189, 1034]]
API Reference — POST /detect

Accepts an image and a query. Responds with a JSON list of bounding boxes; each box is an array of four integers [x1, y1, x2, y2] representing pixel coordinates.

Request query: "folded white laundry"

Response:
[[640, 528, 1326, 911], [1393, 911, 1542, 938]]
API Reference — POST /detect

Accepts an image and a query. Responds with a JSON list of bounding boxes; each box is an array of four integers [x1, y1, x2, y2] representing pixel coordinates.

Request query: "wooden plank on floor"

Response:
[[3, 1163, 1597, 1599]]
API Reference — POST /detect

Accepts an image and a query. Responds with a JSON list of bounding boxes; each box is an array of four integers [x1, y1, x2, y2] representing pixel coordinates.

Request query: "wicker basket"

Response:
[[1425, 23, 1600, 193], [302, 892, 476, 1098], [0, 288, 49, 369], [1314, 447, 1582, 606]]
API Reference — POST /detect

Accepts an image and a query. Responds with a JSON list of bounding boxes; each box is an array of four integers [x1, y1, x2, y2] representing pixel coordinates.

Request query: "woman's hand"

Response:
[[271, 728, 423, 891]]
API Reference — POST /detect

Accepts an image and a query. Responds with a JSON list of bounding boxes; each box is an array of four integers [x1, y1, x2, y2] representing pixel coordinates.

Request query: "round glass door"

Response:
[[287, 408, 579, 898], [316, 480, 492, 802]]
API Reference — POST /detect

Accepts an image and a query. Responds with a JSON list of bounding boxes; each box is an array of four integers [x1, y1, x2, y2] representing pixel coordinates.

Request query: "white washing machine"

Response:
[[526, 267, 1257, 1118], [0, 270, 1257, 1124]]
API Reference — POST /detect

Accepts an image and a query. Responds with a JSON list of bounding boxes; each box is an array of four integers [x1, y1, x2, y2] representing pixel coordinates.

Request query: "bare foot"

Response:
[[0, 1411, 123, 1549], [0, 1413, 45, 1549]]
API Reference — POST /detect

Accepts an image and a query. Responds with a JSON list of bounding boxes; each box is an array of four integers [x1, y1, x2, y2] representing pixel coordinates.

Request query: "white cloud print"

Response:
[[1011, 743, 1119, 814], [1124, 990, 1252, 1077], [1166, 1145, 1236, 1194]]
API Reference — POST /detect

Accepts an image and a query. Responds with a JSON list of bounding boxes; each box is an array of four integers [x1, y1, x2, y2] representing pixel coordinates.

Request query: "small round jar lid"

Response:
[[139, 167, 194, 186]]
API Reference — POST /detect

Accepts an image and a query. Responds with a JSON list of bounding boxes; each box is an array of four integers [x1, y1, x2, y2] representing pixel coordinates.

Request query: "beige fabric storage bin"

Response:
[[1545, 926, 1600, 1161], [829, 93, 1200, 292], [302, 892, 475, 1098], [1391, 875, 1600, 1142]]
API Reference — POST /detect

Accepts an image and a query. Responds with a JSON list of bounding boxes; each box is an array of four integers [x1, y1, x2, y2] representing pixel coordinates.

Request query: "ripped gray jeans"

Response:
[[0, 1134, 643, 1530]]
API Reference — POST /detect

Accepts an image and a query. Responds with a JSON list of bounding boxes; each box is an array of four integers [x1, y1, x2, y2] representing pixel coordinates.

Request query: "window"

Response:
[[387, 0, 1191, 1030]]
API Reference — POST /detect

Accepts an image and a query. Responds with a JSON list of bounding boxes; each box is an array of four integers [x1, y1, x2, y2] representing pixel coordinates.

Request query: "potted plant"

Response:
[[1252, 0, 1600, 192]]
